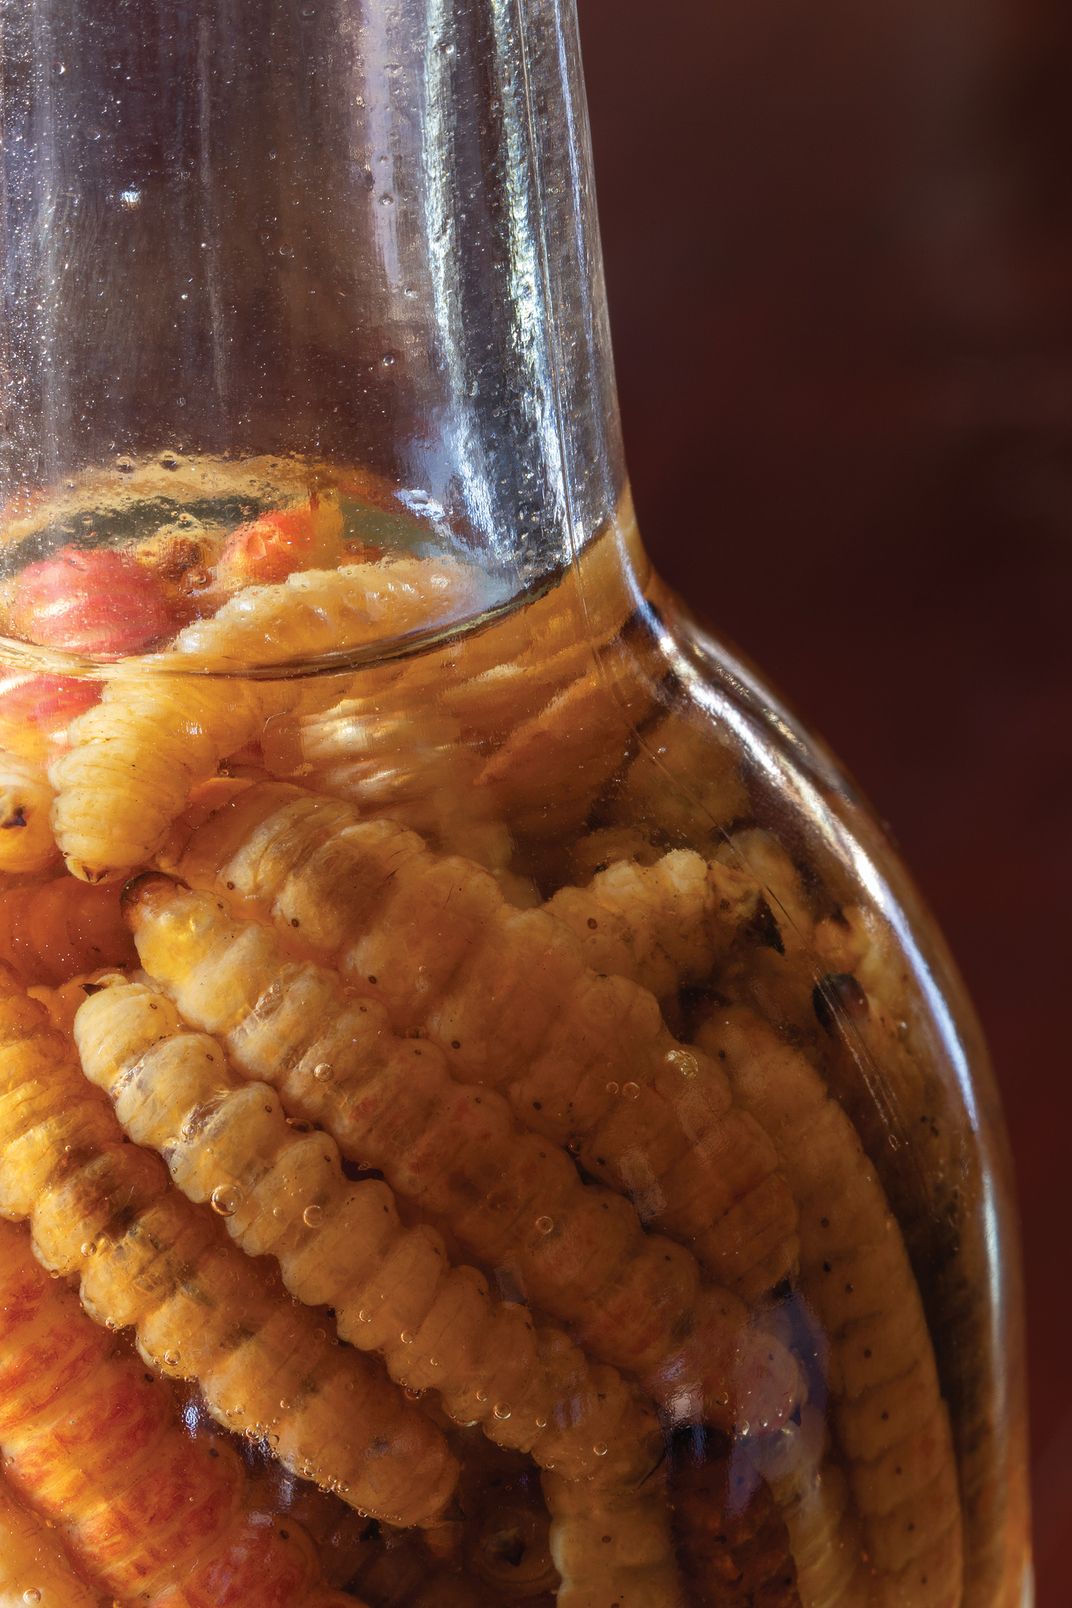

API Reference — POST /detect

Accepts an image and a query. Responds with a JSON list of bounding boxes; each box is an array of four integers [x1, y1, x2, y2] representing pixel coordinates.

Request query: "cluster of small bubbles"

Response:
[[605, 1080, 619, 1096], [665, 1048, 698, 1079], [492, 1402, 512, 1421], [302, 1203, 324, 1228], [211, 1183, 243, 1217], [622, 1081, 641, 1100], [535, 1214, 554, 1235], [313, 1062, 333, 1082]]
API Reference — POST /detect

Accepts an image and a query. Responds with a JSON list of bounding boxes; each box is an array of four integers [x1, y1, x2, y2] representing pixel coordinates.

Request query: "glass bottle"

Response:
[[0, 3, 1029, 1606]]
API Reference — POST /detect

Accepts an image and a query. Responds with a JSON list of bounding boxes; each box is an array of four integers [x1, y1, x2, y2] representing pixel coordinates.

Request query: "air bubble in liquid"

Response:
[[666, 1048, 698, 1078], [535, 1214, 554, 1234], [492, 1402, 512, 1421], [23, 1591, 42, 1605], [211, 1183, 243, 1217], [302, 1203, 324, 1228], [605, 1080, 619, 1096], [622, 1081, 640, 1100], [313, 1062, 333, 1081]]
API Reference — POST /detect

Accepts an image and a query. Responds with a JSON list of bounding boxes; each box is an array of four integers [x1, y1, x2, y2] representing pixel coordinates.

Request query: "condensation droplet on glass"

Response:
[[313, 1062, 333, 1081], [492, 1402, 512, 1421], [622, 1081, 641, 1100], [211, 1183, 242, 1217], [535, 1214, 554, 1234], [302, 1203, 324, 1228]]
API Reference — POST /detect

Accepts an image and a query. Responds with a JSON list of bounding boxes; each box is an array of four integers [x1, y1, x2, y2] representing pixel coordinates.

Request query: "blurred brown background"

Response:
[[578, 1, 1070, 1600]]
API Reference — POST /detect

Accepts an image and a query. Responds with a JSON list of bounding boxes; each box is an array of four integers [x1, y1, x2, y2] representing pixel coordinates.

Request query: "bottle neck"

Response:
[[1, 0, 626, 597]]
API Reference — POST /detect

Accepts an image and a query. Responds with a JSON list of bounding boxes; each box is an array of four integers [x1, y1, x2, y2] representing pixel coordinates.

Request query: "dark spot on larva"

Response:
[[822, 1261, 832, 1273], [0, 806, 27, 830], [225, 881, 235, 890], [717, 1049, 726, 1061], [907, 1522, 915, 1532], [744, 895, 784, 953], [144, 1373, 154, 1384], [532, 1100, 542, 1110], [451, 1040, 461, 1050], [81, 981, 105, 995], [291, 918, 300, 928], [881, 1410, 889, 1421], [863, 1347, 872, 1359], [208, 1447, 219, 1458], [844, 1282, 854, 1294], [602, 1534, 612, 1544], [813, 972, 870, 1033], [820, 1216, 830, 1228], [279, 1528, 289, 1540], [368, 975, 377, 984], [149, 1002, 159, 1011], [587, 917, 598, 930], [895, 1465, 902, 1475]]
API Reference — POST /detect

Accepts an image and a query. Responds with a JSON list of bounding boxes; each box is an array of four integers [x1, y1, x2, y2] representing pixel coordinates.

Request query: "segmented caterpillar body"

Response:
[[0, 1218, 366, 1608], [49, 557, 483, 881], [125, 875, 802, 1437], [0, 1472, 107, 1607], [75, 980, 661, 1488], [0, 966, 457, 1526], [161, 783, 799, 1298], [542, 1470, 684, 1608], [696, 1008, 962, 1608]]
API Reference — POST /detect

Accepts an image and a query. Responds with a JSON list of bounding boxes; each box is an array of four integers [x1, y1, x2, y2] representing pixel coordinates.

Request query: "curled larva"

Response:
[[0, 1218, 367, 1608], [0, 874, 135, 984], [48, 556, 483, 881], [0, 752, 57, 874], [0, 967, 456, 1526], [696, 1007, 962, 1608], [75, 979, 663, 1490], [544, 849, 762, 1003], [160, 782, 800, 1299], [0, 1471, 107, 1607], [262, 697, 513, 872], [542, 1468, 685, 1608], [125, 875, 803, 1437], [607, 709, 750, 846], [476, 639, 657, 846]]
